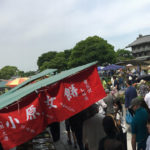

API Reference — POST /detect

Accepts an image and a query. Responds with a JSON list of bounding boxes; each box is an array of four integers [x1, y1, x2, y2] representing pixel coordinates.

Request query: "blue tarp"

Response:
[[102, 64, 124, 71], [97, 66, 104, 71]]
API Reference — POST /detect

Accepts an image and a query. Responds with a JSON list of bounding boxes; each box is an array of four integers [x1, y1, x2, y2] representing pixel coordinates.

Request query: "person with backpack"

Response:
[[130, 97, 148, 150], [125, 80, 137, 110]]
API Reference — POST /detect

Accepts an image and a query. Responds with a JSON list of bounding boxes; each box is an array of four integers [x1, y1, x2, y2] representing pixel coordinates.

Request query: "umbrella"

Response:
[[102, 64, 124, 71], [126, 64, 133, 67], [6, 77, 29, 88]]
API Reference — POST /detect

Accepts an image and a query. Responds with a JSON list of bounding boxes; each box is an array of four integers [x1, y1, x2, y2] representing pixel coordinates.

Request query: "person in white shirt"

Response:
[[144, 87, 150, 109], [96, 99, 107, 115]]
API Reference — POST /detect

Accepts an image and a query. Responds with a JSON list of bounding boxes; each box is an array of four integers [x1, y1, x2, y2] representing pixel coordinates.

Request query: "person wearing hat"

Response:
[[130, 97, 148, 150], [103, 89, 114, 115]]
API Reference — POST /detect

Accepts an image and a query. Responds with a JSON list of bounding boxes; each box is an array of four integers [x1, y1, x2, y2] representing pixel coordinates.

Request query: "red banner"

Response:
[[0, 66, 106, 150]]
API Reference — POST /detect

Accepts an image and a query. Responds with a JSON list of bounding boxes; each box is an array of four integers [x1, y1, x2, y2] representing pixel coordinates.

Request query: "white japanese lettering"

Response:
[[6, 116, 20, 129], [64, 84, 78, 101], [45, 96, 57, 109], [26, 105, 40, 121]]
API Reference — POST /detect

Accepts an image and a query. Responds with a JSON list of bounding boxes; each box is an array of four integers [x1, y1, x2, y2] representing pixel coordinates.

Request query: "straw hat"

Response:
[[139, 79, 146, 84]]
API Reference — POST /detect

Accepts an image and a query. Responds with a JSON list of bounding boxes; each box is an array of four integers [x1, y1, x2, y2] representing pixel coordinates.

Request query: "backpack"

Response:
[[126, 110, 133, 124]]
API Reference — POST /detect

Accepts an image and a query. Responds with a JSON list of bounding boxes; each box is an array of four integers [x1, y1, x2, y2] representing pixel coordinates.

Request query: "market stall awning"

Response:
[[1, 69, 57, 97], [0, 80, 8, 88], [6, 77, 29, 88], [0, 62, 97, 109], [102, 64, 124, 71], [0, 61, 107, 150]]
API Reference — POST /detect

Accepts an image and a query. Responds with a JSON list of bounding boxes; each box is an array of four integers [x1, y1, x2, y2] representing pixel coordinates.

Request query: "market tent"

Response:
[[102, 64, 124, 71], [97, 66, 104, 71], [0, 61, 107, 150], [6, 77, 29, 88], [0, 69, 57, 98], [0, 62, 97, 109]]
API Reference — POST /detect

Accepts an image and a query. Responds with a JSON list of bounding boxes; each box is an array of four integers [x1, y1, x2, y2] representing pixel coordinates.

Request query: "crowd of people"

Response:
[[62, 68, 150, 150]]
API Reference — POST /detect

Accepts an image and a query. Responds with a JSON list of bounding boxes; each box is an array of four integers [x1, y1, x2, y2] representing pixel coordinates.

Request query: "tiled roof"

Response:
[[127, 35, 150, 47]]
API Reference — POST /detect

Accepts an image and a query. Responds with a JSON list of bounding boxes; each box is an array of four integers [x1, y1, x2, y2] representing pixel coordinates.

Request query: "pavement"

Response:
[[54, 120, 132, 150], [54, 122, 78, 150]]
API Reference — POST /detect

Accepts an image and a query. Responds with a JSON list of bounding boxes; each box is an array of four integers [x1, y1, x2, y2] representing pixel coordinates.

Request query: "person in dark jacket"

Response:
[[113, 76, 120, 91], [125, 80, 137, 109], [69, 104, 98, 150], [0, 143, 3, 150], [48, 122, 60, 142]]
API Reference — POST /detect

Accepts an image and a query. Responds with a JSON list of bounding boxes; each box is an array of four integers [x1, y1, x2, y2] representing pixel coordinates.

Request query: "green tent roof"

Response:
[[0, 80, 8, 88], [1, 69, 57, 97], [0, 62, 97, 109]]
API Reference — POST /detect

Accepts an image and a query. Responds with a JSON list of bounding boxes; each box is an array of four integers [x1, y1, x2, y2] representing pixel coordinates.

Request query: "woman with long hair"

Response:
[[98, 115, 124, 150]]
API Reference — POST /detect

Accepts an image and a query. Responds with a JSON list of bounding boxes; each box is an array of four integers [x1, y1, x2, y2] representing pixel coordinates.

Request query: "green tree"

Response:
[[40, 52, 68, 72], [38, 49, 72, 72], [116, 49, 134, 61], [37, 51, 57, 68], [68, 36, 116, 68], [21, 71, 36, 77], [0, 66, 19, 79]]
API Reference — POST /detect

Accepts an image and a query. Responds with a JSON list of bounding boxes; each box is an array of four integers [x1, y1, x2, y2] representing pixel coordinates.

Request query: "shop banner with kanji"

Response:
[[0, 66, 106, 150]]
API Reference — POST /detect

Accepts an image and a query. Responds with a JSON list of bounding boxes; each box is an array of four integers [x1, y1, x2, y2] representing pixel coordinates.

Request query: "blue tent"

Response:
[[97, 66, 104, 71], [102, 64, 124, 71]]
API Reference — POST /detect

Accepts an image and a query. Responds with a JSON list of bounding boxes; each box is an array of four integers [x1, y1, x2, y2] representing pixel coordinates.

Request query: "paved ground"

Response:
[[127, 125, 132, 150], [54, 120, 132, 150], [54, 122, 78, 150]]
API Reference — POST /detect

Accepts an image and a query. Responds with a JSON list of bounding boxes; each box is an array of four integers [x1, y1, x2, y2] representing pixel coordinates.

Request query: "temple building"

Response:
[[127, 34, 150, 57]]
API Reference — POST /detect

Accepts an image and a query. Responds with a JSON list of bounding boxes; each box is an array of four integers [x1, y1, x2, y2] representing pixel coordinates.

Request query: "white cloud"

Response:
[[0, 0, 150, 71]]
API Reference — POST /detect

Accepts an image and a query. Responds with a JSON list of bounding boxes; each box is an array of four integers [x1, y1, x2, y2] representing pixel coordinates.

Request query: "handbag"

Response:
[[126, 110, 133, 124]]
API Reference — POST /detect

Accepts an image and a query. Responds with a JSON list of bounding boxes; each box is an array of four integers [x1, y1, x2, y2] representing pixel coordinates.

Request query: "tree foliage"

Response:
[[39, 49, 72, 72], [68, 36, 116, 68], [37, 51, 57, 68], [0, 66, 19, 79], [37, 36, 117, 71], [0, 66, 36, 79], [18, 71, 36, 77], [116, 49, 134, 61]]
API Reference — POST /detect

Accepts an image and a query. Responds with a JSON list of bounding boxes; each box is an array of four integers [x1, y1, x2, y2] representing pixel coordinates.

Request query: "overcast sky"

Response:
[[0, 0, 150, 71]]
